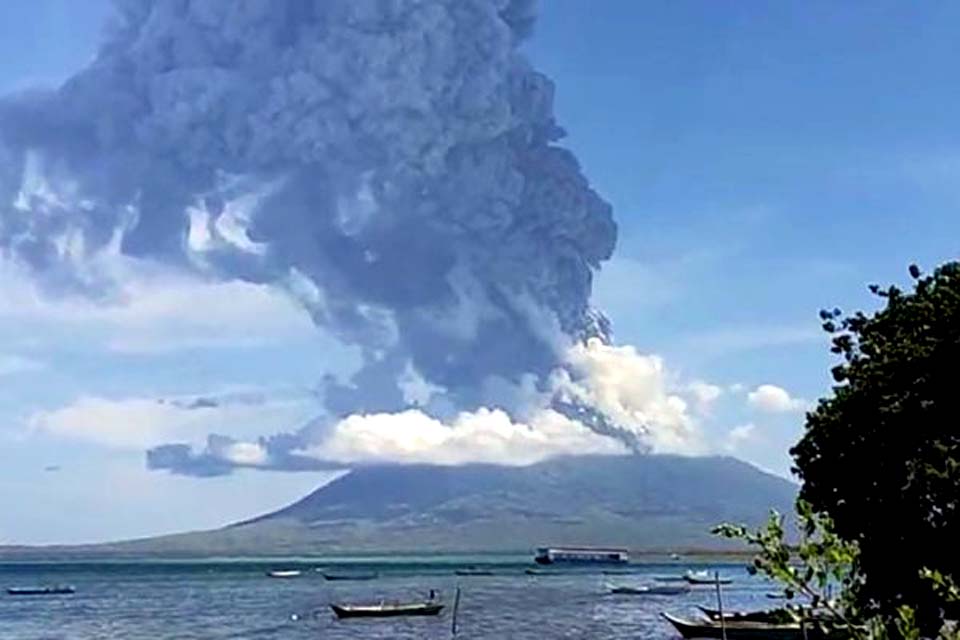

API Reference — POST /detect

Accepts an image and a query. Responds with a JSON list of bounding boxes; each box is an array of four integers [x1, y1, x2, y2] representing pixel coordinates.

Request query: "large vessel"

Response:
[[534, 546, 629, 565]]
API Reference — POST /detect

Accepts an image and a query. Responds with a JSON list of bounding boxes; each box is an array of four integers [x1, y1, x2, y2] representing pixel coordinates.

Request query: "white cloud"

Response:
[[0, 256, 318, 353], [0, 354, 45, 376], [747, 384, 808, 413], [28, 392, 316, 451], [557, 338, 704, 454], [724, 423, 757, 452], [686, 380, 723, 414], [303, 407, 626, 466], [219, 440, 270, 466]]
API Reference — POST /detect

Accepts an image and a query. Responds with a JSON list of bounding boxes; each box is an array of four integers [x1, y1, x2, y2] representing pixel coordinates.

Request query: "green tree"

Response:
[[715, 502, 960, 639], [791, 262, 960, 633]]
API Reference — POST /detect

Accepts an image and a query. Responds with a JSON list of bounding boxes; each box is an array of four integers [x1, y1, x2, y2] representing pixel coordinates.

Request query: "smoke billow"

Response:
[[1, 0, 700, 474]]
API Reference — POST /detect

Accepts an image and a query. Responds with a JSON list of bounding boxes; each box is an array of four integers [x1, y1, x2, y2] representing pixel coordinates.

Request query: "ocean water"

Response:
[[1, 557, 782, 639]]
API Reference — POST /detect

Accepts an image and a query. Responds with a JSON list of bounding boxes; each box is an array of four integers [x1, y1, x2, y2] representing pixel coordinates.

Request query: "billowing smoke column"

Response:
[[1, 1, 699, 474]]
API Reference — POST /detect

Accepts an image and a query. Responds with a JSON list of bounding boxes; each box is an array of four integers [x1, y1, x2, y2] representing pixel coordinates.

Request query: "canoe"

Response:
[[323, 572, 378, 581], [7, 586, 75, 596], [610, 584, 690, 595], [267, 570, 302, 578], [697, 606, 797, 623], [331, 602, 444, 619], [525, 568, 547, 575], [653, 575, 688, 583], [684, 570, 733, 585], [454, 569, 493, 576], [661, 612, 826, 640]]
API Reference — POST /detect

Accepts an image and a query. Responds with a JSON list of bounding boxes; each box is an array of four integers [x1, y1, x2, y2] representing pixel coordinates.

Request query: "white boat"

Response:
[[609, 583, 690, 595], [684, 570, 732, 585], [267, 570, 302, 578]]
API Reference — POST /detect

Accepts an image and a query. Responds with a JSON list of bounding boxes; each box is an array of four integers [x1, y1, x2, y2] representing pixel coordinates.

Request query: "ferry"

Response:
[[534, 546, 629, 565]]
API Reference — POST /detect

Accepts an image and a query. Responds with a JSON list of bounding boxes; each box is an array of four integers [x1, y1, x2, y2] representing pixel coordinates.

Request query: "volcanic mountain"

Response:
[[1, 455, 796, 558]]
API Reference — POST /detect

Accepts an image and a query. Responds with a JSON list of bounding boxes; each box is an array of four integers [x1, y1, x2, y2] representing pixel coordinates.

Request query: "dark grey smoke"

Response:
[[0, 0, 622, 474]]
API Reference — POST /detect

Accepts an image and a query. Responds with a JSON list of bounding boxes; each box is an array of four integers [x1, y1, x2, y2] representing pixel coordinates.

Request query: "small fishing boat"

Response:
[[331, 602, 444, 619], [654, 575, 688, 583], [662, 612, 826, 640], [684, 570, 733, 585], [525, 568, 546, 575], [454, 568, 493, 576], [697, 606, 797, 623], [7, 586, 75, 596], [610, 584, 690, 595], [267, 570, 302, 578], [323, 572, 378, 581]]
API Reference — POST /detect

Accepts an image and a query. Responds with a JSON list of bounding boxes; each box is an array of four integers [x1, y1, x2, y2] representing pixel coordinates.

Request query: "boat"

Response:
[[602, 569, 637, 575], [525, 568, 546, 575], [610, 584, 690, 595], [267, 570, 302, 578], [654, 575, 689, 583], [697, 606, 798, 623], [534, 546, 629, 565], [684, 570, 733, 585], [7, 586, 75, 596], [323, 572, 379, 581], [454, 568, 493, 576], [661, 612, 827, 640], [331, 602, 444, 619]]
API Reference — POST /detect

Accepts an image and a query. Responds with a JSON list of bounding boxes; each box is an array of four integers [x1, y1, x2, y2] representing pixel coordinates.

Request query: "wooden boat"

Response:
[[267, 570, 302, 578], [684, 570, 733, 585], [331, 602, 444, 619], [610, 584, 690, 595], [654, 575, 688, 583], [7, 586, 75, 596], [323, 572, 379, 581], [525, 568, 546, 575], [454, 568, 493, 576], [662, 612, 827, 640], [697, 606, 797, 623]]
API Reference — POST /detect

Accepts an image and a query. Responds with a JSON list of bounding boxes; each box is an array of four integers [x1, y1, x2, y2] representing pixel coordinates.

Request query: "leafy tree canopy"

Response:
[[791, 262, 960, 632]]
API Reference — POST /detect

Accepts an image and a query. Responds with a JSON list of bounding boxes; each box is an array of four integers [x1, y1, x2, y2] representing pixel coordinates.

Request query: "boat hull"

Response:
[[331, 603, 444, 619], [611, 585, 690, 595], [662, 613, 826, 640], [7, 587, 75, 596]]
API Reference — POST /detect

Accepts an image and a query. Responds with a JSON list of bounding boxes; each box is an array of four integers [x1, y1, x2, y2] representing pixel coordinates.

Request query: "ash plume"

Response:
[[0, 0, 698, 474]]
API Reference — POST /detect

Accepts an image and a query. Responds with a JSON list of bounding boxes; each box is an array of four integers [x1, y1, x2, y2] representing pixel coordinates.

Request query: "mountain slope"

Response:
[[1, 455, 796, 557]]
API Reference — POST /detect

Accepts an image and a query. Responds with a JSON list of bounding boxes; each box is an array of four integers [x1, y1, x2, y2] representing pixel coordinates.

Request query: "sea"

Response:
[[1, 555, 783, 639]]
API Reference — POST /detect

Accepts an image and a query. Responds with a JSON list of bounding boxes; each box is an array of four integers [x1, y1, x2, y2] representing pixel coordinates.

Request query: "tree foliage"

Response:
[[716, 504, 959, 639], [791, 262, 960, 632], [715, 500, 861, 622]]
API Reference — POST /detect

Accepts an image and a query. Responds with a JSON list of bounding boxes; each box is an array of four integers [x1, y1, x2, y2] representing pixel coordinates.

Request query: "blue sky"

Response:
[[1, 1, 958, 544]]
